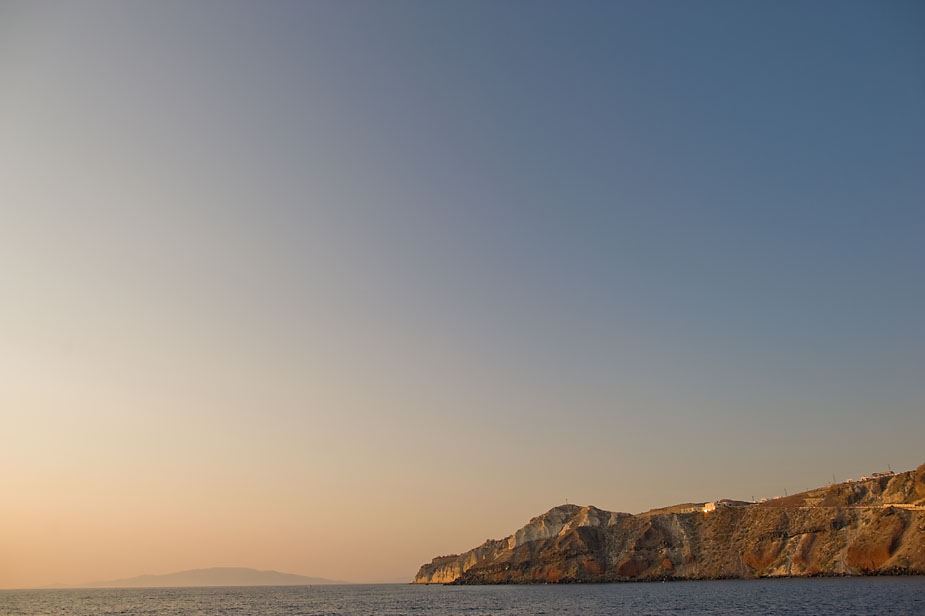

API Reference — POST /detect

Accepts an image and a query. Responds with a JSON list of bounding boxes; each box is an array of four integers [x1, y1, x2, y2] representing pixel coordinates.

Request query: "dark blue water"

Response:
[[2, 578, 924, 615]]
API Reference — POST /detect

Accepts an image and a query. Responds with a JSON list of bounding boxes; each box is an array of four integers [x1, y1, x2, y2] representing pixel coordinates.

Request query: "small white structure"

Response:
[[702, 499, 751, 514]]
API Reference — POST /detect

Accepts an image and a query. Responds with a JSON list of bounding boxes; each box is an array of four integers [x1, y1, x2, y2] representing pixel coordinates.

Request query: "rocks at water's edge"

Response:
[[414, 465, 925, 584]]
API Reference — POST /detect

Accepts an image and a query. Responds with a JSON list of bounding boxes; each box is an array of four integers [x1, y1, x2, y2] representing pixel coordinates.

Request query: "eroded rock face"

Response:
[[413, 505, 629, 584], [414, 467, 925, 584]]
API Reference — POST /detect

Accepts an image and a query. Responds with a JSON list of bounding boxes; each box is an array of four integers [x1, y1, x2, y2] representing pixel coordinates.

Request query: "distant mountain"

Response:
[[71, 567, 347, 588]]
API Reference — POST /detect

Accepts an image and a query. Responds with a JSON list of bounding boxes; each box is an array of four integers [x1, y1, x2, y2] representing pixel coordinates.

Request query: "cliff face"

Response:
[[414, 465, 925, 584], [415, 505, 630, 584]]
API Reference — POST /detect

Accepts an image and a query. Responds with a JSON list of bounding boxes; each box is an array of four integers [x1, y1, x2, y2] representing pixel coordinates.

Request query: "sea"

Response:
[[2, 577, 924, 615]]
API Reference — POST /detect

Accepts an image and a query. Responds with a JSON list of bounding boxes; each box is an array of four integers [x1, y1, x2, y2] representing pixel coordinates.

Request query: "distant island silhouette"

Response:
[[55, 567, 347, 588]]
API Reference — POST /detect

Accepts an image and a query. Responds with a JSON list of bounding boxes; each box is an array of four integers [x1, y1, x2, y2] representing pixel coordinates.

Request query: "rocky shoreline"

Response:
[[415, 465, 925, 584]]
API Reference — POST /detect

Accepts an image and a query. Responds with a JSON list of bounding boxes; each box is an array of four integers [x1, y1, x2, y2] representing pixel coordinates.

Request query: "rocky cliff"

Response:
[[414, 465, 925, 584]]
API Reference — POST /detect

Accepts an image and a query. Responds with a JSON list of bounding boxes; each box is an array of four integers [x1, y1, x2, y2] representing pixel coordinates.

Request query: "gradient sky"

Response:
[[1, 0, 923, 588]]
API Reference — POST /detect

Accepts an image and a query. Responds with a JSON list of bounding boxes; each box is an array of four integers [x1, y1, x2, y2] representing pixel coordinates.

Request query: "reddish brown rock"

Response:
[[415, 467, 925, 584]]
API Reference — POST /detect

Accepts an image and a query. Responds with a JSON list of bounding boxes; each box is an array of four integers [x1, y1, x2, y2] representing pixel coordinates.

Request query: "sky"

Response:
[[1, 0, 923, 588]]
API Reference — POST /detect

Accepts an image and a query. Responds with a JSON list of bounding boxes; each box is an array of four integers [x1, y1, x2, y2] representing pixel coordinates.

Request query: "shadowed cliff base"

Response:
[[415, 465, 925, 584]]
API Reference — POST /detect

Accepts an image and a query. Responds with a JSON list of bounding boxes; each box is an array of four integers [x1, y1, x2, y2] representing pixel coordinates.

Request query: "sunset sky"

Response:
[[1, 0, 923, 587]]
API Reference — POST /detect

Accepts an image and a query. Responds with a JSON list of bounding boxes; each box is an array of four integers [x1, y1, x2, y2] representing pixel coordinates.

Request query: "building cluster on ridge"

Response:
[[700, 470, 897, 514]]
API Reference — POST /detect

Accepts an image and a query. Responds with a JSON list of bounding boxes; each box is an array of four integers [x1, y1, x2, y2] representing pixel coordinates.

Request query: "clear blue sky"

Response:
[[1, 0, 923, 586]]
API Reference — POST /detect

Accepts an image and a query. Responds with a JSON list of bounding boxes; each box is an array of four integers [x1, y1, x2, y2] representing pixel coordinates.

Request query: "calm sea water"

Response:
[[2, 578, 924, 615]]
